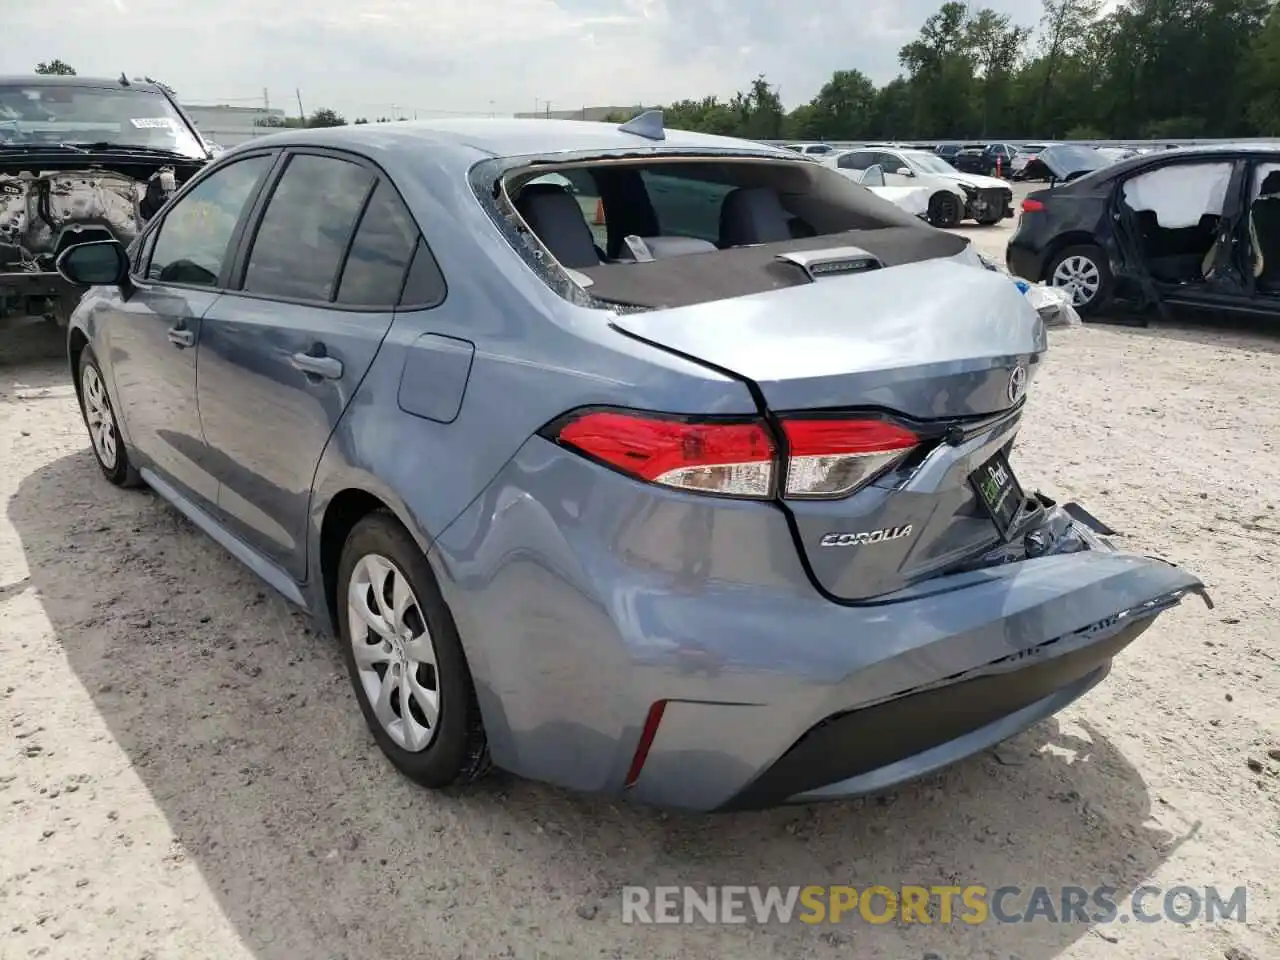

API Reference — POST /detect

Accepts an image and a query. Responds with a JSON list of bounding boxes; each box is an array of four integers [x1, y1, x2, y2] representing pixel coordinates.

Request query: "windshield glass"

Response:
[[904, 152, 959, 175], [0, 83, 206, 158], [1040, 143, 1107, 176]]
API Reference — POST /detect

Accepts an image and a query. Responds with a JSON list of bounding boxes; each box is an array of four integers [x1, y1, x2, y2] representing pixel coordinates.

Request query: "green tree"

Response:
[[805, 69, 877, 140], [34, 59, 76, 75], [306, 108, 346, 128]]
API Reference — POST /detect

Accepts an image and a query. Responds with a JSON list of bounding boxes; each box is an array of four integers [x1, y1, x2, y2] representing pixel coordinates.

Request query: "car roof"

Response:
[[0, 74, 171, 96], [245, 118, 789, 161]]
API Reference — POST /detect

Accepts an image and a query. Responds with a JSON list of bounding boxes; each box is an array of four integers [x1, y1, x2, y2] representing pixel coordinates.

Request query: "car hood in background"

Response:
[[1036, 144, 1109, 180], [945, 172, 1009, 191]]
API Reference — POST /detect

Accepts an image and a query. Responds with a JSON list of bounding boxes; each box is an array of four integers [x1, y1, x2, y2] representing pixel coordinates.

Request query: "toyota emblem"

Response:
[[1007, 365, 1028, 403]]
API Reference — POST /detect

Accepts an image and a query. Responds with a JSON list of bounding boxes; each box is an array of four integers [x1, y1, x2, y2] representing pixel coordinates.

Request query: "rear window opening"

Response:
[[1120, 162, 1232, 287], [490, 155, 968, 309]]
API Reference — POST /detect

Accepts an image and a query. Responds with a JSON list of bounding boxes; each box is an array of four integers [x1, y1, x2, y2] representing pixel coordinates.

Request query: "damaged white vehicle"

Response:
[[0, 74, 211, 327], [826, 147, 1014, 228]]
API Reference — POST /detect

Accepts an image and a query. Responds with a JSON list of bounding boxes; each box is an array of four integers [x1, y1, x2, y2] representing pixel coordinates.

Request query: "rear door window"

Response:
[[242, 153, 374, 302], [640, 170, 734, 243], [837, 151, 875, 171]]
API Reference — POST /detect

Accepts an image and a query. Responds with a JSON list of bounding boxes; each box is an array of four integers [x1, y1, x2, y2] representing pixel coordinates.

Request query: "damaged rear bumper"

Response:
[[624, 502, 1207, 811]]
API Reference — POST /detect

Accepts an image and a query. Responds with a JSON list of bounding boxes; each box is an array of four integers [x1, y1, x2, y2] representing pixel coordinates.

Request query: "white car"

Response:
[[854, 164, 932, 219], [782, 142, 837, 158], [826, 147, 1014, 227]]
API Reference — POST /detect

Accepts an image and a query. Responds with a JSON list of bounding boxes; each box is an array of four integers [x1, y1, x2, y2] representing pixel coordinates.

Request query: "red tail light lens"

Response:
[[554, 410, 776, 498], [1021, 198, 1046, 213], [781, 419, 920, 499]]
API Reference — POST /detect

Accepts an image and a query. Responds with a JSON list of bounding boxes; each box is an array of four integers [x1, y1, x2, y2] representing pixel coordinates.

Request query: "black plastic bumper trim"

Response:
[[719, 617, 1152, 811]]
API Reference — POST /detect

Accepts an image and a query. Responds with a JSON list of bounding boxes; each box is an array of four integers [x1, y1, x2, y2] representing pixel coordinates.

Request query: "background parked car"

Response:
[[782, 142, 836, 158], [1010, 143, 1054, 180], [953, 143, 1019, 177], [828, 146, 1013, 227], [1007, 143, 1280, 318]]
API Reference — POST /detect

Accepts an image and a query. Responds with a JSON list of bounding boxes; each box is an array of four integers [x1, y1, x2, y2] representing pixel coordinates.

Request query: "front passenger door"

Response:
[[107, 153, 276, 509], [196, 151, 419, 581]]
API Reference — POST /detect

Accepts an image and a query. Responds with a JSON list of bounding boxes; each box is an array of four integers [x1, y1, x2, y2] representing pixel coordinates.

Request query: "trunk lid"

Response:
[[610, 258, 1049, 601]]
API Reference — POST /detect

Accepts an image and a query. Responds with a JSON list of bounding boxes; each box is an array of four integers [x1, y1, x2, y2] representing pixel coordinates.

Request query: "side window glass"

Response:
[[639, 171, 734, 243], [335, 181, 420, 307], [398, 237, 447, 307], [147, 155, 272, 286], [243, 154, 374, 301], [838, 152, 872, 171]]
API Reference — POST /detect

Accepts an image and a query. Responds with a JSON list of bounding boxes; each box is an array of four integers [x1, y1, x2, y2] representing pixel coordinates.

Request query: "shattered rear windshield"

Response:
[[0, 83, 205, 159]]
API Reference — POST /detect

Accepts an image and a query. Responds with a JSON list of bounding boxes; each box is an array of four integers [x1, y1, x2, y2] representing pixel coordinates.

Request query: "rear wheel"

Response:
[[336, 511, 490, 789], [1045, 244, 1113, 316], [928, 192, 962, 228], [77, 347, 141, 487]]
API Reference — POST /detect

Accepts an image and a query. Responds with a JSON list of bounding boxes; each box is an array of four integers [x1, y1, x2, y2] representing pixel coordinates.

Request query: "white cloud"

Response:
[[11, 0, 1046, 119]]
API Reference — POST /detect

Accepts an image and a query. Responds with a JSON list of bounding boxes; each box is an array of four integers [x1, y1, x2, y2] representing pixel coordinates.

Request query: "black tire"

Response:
[[76, 346, 142, 487], [928, 192, 962, 228], [1044, 244, 1114, 317], [336, 510, 490, 789], [976, 214, 1004, 226]]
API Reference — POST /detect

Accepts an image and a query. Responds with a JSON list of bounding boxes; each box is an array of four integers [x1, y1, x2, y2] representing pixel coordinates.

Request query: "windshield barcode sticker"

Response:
[[130, 117, 175, 129]]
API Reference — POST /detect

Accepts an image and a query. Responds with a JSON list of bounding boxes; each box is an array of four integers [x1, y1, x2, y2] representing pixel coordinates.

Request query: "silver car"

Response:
[[57, 114, 1206, 811]]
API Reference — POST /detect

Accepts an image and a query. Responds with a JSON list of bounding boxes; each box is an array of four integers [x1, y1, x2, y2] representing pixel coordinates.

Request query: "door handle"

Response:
[[290, 349, 343, 380], [167, 326, 195, 348]]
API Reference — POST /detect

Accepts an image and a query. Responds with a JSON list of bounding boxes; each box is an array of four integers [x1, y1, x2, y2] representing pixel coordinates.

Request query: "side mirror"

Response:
[[56, 240, 130, 287], [897, 167, 915, 177]]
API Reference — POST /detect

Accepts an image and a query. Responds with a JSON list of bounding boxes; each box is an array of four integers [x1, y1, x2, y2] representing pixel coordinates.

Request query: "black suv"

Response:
[[952, 143, 1017, 178]]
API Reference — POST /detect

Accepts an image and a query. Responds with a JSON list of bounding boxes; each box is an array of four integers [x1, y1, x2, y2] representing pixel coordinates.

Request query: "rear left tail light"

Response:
[[1021, 198, 1046, 213], [781, 418, 920, 498], [554, 410, 776, 498], [550, 409, 920, 501]]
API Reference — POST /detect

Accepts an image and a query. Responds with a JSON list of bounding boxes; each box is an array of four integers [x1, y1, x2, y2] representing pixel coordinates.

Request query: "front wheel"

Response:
[[77, 347, 141, 487], [1045, 244, 1114, 317], [928, 192, 962, 228], [337, 511, 490, 789]]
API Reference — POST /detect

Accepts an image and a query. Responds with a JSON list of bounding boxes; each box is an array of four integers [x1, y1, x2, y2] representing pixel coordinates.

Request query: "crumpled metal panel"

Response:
[[0, 168, 176, 271], [22, 171, 144, 255]]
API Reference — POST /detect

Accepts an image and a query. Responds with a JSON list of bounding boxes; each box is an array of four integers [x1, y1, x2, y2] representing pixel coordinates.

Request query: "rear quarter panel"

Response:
[[306, 141, 759, 578]]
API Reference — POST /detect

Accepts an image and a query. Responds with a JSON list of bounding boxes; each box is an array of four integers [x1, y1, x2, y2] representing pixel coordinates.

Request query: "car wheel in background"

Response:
[[928, 192, 962, 228], [77, 347, 141, 487], [1045, 244, 1113, 316], [337, 510, 491, 789]]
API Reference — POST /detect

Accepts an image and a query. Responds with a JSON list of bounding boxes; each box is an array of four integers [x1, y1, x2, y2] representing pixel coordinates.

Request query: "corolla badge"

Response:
[[1007, 364, 1028, 404], [820, 525, 913, 547]]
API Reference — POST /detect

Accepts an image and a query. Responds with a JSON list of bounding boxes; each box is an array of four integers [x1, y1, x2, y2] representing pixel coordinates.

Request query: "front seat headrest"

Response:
[[514, 183, 601, 269], [1260, 171, 1280, 197], [719, 187, 794, 247]]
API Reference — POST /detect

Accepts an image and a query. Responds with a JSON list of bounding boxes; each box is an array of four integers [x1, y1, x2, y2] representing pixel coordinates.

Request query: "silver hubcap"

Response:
[[81, 364, 118, 470], [1051, 255, 1101, 306], [347, 554, 440, 752]]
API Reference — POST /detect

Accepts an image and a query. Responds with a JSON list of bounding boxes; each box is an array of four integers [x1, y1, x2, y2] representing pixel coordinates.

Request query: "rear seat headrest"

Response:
[[513, 183, 601, 269]]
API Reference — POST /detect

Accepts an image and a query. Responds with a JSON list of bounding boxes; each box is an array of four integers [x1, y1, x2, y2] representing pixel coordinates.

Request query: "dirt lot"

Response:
[[2, 209, 1279, 959]]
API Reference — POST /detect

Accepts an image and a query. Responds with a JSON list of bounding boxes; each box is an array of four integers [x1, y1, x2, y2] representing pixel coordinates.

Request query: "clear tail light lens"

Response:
[[781, 418, 920, 498], [554, 410, 776, 498]]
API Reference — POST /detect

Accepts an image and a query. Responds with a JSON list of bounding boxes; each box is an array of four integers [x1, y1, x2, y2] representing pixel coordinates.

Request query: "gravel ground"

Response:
[[1, 207, 1278, 959]]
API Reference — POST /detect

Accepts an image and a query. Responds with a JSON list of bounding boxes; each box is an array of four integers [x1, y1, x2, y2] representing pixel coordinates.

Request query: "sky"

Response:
[[8, 0, 1052, 121]]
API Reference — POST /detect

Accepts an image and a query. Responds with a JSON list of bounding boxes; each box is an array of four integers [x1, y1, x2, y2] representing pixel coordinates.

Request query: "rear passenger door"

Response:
[[195, 149, 420, 581]]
